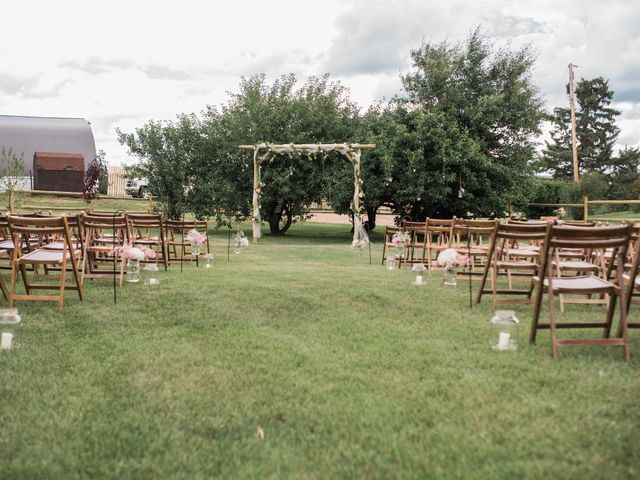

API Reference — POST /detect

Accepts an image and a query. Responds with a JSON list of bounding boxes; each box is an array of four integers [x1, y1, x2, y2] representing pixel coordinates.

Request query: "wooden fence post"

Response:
[[148, 194, 153, 213], [583, 195, 588, 222]]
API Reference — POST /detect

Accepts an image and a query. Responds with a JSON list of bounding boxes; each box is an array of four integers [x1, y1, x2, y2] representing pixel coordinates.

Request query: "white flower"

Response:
[[436, 248, 457, 266], [240, 238, 249, 247]]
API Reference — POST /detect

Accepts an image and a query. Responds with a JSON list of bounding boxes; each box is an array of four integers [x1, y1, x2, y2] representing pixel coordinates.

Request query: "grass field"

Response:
[[1, 222, 639, 479]]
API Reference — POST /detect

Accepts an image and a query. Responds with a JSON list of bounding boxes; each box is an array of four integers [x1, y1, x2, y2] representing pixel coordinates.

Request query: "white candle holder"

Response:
[[204, 253, 214, 269], [126, 259, 140, 283], [411, 264, 427, 285], [0, 308, 21, 350], [386, 255, 396, 271], [491, 310, 519, 351]]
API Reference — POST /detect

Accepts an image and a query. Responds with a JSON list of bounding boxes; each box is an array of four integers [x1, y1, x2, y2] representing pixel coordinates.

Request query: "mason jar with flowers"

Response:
[[436, 248, 469, 286], [115, 245, 157, 283], [391, 230, 412, 260], [186, 229, 207, 259]]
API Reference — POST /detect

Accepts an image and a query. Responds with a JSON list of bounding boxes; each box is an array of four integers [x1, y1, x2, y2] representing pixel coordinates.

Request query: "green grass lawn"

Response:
[[1, 223, 639, 479]]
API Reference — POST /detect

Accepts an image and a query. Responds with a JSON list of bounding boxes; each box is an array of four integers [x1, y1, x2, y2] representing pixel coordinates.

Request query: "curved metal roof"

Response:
[[0, 115, 96, 176]]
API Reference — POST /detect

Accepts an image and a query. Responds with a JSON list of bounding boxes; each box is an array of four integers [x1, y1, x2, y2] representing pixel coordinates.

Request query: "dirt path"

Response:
[[306, 212, 395, 226]]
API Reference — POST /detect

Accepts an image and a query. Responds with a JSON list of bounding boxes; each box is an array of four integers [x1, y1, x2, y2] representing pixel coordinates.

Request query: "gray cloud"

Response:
[[140, 65, 193, 81], [0, 73, 39, 95], [60, 57, 135, 75]]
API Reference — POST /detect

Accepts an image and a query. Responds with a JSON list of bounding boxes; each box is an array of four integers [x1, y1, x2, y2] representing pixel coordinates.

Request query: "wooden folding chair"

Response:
[[165, 219, 210, 265], [7, 214, 83, 307], [452, 219, 497, 276], [381, 225, 412, 269], [530, 224, 633, 360], [80, 213, 130, 286], [423, 218, 455, 271], [477, 221, 548, 310], [623, 225, 640, 334], [128, 213, 168, 270], [402, 221, 427, 266]]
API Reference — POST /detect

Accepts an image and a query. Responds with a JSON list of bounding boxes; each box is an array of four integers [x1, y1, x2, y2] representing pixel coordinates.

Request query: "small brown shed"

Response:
[[33, 152, 85, 192]]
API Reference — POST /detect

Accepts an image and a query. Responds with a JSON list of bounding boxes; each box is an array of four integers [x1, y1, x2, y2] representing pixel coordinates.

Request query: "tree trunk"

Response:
[[267, 203, 293, 235], [366, 206, 378, 231]]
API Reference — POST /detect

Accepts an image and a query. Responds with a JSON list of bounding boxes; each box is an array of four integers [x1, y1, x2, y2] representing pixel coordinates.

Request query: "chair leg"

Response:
[[491, 263, 498, 311], [530, 281, 545, 344], [604, 294, 617, 338], [9, 262, 17, 308], [0, 274, 9, 302], [71, 255, 84, 301], [59, 258, 67, 308], [548, 287, 558, 358], [620, 296, 630, 362]]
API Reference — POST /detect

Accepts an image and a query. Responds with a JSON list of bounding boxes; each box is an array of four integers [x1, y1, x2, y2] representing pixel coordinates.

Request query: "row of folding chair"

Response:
[[381, 218, 495, 271], [473, 220, 638, 361], [0, 212, 212, 308]]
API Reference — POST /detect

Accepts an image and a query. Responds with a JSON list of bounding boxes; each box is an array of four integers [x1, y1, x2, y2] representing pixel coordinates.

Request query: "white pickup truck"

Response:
[[125, 178, 150, 198]]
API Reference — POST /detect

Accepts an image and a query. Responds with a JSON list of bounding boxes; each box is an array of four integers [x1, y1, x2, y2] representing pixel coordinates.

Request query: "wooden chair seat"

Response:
[[19, 249, 75, 263], [506, 247, 539, 257], [552, 260, 599, 272], [542, 275, 616, 293], [495, 260, 538, 270], [44, 240, 82, 251]]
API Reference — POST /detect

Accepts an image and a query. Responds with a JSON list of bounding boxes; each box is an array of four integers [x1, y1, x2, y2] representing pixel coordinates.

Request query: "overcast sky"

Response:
[[1, 0, 638, 164]]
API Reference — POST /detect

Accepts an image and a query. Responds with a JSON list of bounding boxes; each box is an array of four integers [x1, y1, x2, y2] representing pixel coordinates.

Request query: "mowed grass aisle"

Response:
[[1, 223, 639, 479]]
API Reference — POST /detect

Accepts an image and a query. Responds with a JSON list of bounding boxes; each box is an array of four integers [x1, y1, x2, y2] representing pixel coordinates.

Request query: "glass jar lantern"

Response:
[[0, 308, 21, 350], [443, 265, 457, 286], [204, 253, 214, 269], [491, 310, 519, 351], [386, 255, 396, 270], [126, 259, 140, 283], [143, 264, 160, 285], [411, 264, 427, 285]]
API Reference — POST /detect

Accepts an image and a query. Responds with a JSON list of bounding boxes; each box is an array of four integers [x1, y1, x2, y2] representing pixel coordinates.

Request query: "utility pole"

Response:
[[568, 63, 579, 182]]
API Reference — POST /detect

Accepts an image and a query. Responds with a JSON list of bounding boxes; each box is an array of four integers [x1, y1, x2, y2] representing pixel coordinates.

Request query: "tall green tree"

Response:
[[374, 29, 544, 219], [117, 114, 207, 219], [608, 146, 640, 199], [203, 74, 360, 234], [538, 77, 620, 178]]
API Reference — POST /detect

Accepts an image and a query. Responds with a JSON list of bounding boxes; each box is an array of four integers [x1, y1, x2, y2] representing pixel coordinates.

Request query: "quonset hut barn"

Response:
[[0, 115, 96, 192]]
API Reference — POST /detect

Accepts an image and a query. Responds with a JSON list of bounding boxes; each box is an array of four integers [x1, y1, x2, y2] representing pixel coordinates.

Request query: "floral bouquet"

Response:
[[110, 244, 157, 283], [351, 223, 370, 254], [233, 230, 250, 253], [436, 248, 469, 267], [391, 230, 412, 258], [111, 244, 156, 261], [186, 229, 206, 256]]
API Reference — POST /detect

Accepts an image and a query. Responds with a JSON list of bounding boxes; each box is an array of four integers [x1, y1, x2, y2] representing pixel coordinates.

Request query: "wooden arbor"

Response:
[[239, 143, 375, 245]]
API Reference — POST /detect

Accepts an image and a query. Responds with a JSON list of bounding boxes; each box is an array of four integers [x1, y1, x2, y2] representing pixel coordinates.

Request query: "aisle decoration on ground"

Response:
[[111, 245, 157, 283], [436, 248, 469, 286], [186, 229, 207, 257], [351, 222, 369, 254], [233, 230, 250, 254], [391, 230, 412, 259]]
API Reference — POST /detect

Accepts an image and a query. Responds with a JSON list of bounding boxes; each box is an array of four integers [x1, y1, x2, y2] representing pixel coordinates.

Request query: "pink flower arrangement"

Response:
[[186, 229, 206, 246], [391, 231, 411, 246], [436, 248, 469, 267], [110, 244, 157, 260]]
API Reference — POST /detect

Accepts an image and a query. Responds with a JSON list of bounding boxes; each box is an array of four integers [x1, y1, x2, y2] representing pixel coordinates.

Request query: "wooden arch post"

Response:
[[239, 143, 375, 245]]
